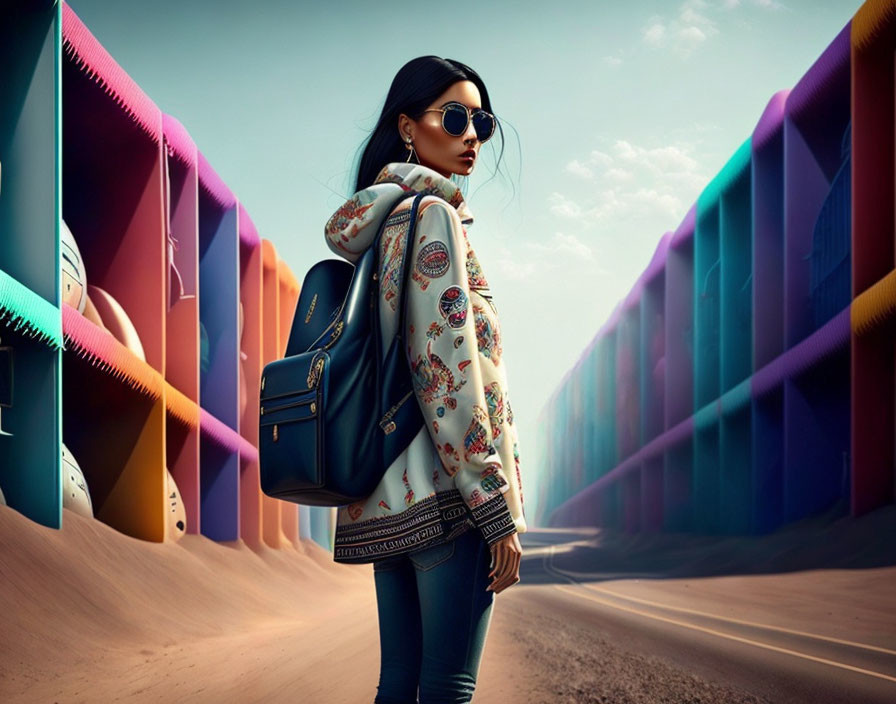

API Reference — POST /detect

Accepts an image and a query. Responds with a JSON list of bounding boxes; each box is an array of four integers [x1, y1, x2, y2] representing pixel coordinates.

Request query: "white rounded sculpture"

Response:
[[87, 285, 146, 362], [61, 220, 87, 314], [82, 293, 105, 329], [62, 443, 93, 518], [166, 468, 187, 541]]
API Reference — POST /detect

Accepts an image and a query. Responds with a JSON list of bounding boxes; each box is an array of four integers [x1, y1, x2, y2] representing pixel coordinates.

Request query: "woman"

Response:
[[323, 56, 527, 703]]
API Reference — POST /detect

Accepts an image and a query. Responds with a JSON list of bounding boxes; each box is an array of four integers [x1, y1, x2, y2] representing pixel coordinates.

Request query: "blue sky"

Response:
[[67, 0, 864, 515]]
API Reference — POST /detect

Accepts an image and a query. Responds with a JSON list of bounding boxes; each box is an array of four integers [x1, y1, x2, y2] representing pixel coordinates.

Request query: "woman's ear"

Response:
[[397, 113, 414, 142]]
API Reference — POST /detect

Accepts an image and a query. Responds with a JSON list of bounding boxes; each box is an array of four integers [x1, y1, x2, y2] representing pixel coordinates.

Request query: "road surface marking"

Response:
[[546, 553, 896, 657], [537, 543, 896, 685]]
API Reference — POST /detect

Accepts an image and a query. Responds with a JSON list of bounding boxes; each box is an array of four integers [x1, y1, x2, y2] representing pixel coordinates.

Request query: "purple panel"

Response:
[[752, 91, 788, 371], [622, 277, 644, 313], [198, 151, 237, 212], [783, 22, 851, 350], [669, 203, 696, 250], [751, 306, 849, 399], [752, 90, 790, 152], [642, 232, 673, 286], [199, 437, 240, 541], [665, 233, 695, 429], [786, 23, 851, 130], [615, 308, 640, 459]]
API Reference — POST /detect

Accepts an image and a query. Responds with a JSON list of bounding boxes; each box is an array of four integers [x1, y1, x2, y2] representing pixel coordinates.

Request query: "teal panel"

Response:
[[719, 377, 751, 417], [694, 202, 720, 410], [720, 156, 753, 393]]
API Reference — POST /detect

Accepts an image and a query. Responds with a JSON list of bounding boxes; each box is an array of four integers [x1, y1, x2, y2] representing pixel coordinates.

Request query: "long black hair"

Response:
[[353, 56, 510, 195]]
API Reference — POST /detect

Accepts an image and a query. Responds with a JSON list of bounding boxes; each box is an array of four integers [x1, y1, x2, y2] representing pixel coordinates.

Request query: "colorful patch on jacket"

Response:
[[513, 441, 523, 504], [465, 248, 490, 289], [438, 442, 461, 476], [416, 240, 450, 279], [467, 487, 487, 508], [411, 269, 431, 291], [325, 196, 376, 243], [480, 462, 508, 494], [473, 303, 502, 364], [507, 397, 514, 425], [378, 499, 391, 511], [463, 405, 495, 462], [380, 221, 409, 312], [347, 501, 364, 521], [426, 321, 445, 339], [484, 382, 505, 441], [438, 285, 468, 329], [410, 339, 465, 405]]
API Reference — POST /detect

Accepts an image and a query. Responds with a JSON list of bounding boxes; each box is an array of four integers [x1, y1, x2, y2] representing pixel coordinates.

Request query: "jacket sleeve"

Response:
[[404, 198, 517, 547]]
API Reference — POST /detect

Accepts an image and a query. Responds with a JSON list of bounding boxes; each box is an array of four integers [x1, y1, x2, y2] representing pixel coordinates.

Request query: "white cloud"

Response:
[[588, 150, 613, 167], [679, 25, 708, 45], [602, 55, 623, 67], [548, 192, 584, 219], [554, 136, 712, 229], [640, 0, 790, 57], [495, 232, 605, 284], [642, 20, 667, 46], [565, 160, 594, 180]]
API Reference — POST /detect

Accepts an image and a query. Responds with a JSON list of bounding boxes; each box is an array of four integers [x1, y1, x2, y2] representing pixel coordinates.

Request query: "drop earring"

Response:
[[404, 137, 419, 164]]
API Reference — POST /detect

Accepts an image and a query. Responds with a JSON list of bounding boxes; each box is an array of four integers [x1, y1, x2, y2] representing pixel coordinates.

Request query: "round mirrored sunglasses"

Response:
[[421, 102, 496, 143]]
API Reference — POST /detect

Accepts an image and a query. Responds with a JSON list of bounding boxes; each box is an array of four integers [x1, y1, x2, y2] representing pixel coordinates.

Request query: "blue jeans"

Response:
[[372, 527, 495, 703]]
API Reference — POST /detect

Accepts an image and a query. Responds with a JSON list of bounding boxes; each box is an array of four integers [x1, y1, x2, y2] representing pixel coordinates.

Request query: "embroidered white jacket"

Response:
[[324, 162, 527, 563]]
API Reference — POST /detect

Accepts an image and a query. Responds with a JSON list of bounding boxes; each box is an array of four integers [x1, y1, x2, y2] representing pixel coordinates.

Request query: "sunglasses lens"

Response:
[[472, 112, 496, 142], [442, 105, 468, 136]]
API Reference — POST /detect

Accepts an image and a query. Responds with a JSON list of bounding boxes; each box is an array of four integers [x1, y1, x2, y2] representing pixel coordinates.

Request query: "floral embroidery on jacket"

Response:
[[484, 382, 505, 442], [322, 162, 526, 564], [473, 303, 502, 364]]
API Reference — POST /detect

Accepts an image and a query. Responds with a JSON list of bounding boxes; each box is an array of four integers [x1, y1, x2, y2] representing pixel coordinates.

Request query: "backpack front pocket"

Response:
[[259, 356, 327, 495]]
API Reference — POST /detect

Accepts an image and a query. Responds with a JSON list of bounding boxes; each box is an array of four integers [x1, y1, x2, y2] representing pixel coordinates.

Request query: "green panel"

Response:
[[0, 1, 59, 303], [0, 0, 62, 530]]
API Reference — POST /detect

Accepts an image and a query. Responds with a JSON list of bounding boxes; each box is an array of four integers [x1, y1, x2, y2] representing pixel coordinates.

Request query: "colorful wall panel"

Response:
[[0, 0, 62, 530], [0, 1, 305, 553], [540, 3, 895, 537]]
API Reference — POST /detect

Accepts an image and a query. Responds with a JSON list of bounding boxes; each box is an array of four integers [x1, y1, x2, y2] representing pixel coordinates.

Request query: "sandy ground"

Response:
[[0, 499, 893, 703]]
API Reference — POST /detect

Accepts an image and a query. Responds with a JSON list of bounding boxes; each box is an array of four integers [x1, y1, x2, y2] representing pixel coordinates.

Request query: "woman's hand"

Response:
[[487, 532, 522, 594]]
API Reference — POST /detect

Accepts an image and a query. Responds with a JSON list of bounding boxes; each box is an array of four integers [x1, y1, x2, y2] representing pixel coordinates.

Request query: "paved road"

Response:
[[500, 528, 896, 704]]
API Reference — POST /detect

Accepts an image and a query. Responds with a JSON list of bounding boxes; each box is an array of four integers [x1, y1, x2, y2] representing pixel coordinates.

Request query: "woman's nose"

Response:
[[463, 115, 478, 143]]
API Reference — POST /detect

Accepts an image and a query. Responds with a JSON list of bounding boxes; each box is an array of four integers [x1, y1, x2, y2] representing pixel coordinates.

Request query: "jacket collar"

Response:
[[324, 162, 473, 263]]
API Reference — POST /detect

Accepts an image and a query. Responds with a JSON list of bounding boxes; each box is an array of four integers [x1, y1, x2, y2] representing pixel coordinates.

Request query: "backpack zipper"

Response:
[[379, 388, 414, 434], [260, 397, 317, 416]]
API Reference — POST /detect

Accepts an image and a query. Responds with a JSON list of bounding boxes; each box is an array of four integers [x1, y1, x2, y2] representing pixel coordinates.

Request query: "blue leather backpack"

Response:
[[259, 191, 425, 506]]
